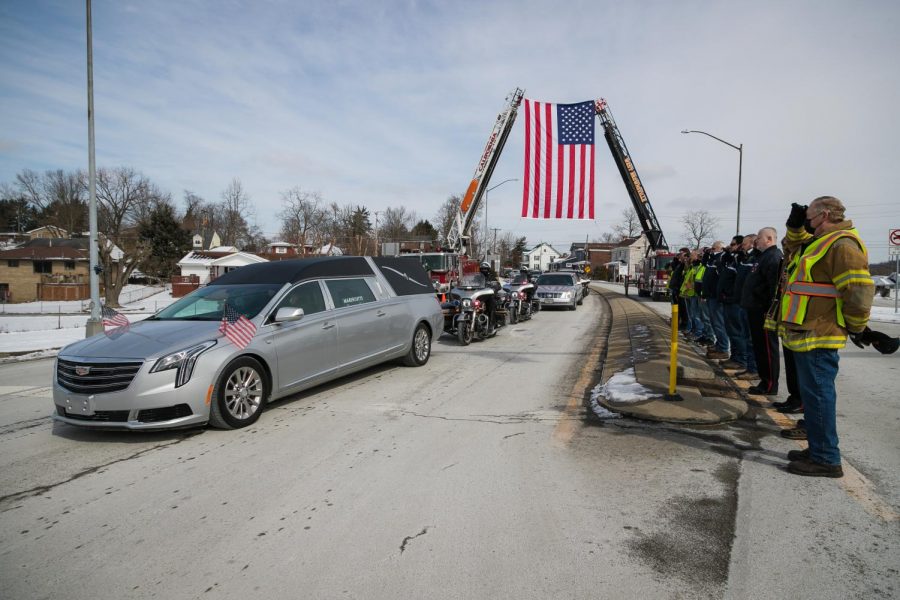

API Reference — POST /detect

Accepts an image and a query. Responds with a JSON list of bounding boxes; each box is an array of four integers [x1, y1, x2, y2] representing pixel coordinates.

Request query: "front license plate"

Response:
[[65, 395, 94, 416]]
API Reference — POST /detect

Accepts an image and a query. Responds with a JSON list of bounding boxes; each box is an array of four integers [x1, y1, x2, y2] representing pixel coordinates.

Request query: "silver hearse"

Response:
[[52, 256, 443, 430]]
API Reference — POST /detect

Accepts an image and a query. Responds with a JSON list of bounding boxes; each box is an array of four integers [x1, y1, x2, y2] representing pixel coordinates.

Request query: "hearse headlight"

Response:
[[151, 340, 217, 388]]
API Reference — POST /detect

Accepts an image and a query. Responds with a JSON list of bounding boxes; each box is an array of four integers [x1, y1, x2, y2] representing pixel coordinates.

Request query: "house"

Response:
[[27, 225, 69, 240], [523, 242, 561, 272], [0, 238, 89, 302], [191, 231, 222, 250], [176, 249, 268, 285], [608, 234, 650, 282], [257, 241, 302, 261]]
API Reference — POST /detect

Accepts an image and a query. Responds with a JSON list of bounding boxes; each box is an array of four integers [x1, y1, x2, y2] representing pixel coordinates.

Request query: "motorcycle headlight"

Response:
[[150, 340, 217, 388], [462, 298, 472, 308]]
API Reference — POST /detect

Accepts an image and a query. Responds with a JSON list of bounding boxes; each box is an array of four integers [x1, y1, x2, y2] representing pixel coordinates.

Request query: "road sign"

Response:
[[890, 245, 900, 257], [890, 229, 900, 246]]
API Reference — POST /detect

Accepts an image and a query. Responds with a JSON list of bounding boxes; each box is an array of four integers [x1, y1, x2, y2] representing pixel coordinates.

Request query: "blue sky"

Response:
[[2, 0, 899, 260]]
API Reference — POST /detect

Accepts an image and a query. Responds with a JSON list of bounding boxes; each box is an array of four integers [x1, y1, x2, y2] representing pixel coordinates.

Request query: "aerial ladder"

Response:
[[595, 98, 673, 299], [446, 88, 525, 257]]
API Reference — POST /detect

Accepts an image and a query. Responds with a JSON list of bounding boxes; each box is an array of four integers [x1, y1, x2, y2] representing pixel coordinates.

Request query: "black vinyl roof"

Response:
[[208, 256, 374, 285]]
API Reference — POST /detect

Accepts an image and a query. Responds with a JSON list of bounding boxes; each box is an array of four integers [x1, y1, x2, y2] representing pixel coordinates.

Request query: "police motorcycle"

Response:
[[503, 270, 539, 324], [442, 265, 508, 346]]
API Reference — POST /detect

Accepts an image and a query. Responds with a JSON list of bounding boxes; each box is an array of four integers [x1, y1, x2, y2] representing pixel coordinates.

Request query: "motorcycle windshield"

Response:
[[458, 273, 486, 289]]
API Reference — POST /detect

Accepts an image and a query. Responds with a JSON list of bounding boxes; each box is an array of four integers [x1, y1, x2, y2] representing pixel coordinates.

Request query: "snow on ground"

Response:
[[592, 368, 657, 405], [0, 287, 176, 359], [0, 285, 173, 314], [870, 306, 900, 324]]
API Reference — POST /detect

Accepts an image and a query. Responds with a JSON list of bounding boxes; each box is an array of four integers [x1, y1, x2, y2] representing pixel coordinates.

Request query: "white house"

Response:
[[523, 242, 561, 272], [177, 250, 268, 284], [609, 234, 650, 281]]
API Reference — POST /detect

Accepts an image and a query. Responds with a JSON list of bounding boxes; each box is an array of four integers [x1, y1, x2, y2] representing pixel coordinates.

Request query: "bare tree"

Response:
[[379, 206, 416, 243], [681, 209, 720, 249], [593, 231, 619, 243], [95, 167, 167, 306], [15, 168, 87, 235], [435, 194, 462, 244], [220, 178, 254, 247], [278, 187, 325, 254], [612, 207, 641, 240]]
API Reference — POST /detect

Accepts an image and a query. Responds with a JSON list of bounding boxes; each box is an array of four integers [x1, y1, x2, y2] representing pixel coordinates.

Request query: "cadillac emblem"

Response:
[[75, 366, 91, 376]]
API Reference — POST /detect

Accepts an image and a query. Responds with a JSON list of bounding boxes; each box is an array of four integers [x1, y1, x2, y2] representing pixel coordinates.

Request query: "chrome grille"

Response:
[[538, 292, 562, 298], [57, 359, 143, 394]]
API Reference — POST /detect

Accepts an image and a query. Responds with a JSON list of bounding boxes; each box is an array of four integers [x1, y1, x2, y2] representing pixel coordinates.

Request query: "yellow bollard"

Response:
[[665, 303, 683, 401]]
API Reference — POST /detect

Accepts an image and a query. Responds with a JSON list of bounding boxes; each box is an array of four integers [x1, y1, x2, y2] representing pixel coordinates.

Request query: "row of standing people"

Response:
[[668, 229, 783, 399], [667, 197, 886, 478]]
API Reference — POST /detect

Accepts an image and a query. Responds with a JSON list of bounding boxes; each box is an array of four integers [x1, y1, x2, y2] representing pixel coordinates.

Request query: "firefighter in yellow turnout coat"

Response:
[[778, 197, 873, 477]]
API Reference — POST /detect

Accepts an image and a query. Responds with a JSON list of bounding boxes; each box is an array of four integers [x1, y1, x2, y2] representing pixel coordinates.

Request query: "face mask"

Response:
[[803, 219, 816, 235]]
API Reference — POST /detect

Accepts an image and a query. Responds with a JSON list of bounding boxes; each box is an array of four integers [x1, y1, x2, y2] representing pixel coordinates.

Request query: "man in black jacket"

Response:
[[740, 227, 783, 395], [668, 248, 690, 331]]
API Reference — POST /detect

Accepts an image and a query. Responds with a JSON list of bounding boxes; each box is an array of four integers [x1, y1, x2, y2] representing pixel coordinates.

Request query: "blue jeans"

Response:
[[739, 307, 758, 372], [723, 303, 749, 365], [686, 297, 704, 337], [707, 298, 730, 353], [793, 348, 841, 465], [697, 298, 715, 342]]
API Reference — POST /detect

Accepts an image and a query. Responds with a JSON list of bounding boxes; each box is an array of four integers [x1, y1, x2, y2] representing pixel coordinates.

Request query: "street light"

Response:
[[483, 178, 518, 256], [681, 129, 743, 236]]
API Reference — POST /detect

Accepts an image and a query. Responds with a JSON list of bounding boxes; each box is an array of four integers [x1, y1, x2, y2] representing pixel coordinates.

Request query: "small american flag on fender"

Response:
[[522, 99, 596, 220], [101, 305, 130, 330], [219, 303, 257, 349]]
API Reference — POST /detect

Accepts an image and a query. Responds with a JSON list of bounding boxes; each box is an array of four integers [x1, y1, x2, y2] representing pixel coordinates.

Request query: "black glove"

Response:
[[849, 327, 871, 348], [865, 329, 900, 355], [786, 203, 807, 228]]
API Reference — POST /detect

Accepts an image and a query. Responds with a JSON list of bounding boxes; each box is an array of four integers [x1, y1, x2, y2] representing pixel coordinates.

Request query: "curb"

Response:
[[590, 285, 748, 424]]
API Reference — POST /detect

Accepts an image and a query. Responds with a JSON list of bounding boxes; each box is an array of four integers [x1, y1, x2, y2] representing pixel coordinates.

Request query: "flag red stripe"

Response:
[[522, 100, 531, 217], [543, 102, 552, 218], [588, 144, 595, 219], [579, 144, 586, 218], [567, 144, 575, 218], [532, 101, 542, 219], [556, 141, 564, 218]]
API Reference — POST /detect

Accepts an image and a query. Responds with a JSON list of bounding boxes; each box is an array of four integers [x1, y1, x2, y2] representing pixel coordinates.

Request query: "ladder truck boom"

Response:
[[594, 99, 668, 252], [446, 88, 525, 255]]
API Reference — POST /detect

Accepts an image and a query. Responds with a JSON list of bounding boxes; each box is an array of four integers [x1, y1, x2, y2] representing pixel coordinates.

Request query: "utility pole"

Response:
[[85, 0, 103, 337], [373, 211, 381, 256]]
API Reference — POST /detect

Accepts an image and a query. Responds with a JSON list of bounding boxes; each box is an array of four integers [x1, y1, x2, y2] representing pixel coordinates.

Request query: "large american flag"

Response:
[[101, 305, 130, 330], [219, 302, 257, 349], [522, 99, 596, 219]]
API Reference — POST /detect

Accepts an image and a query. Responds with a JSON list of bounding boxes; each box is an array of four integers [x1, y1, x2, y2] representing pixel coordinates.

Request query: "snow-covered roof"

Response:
[[210, 252, 268, 267], [209, 245, 239, 253]]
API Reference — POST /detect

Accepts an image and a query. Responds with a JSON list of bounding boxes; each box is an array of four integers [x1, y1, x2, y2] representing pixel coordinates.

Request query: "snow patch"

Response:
[[593, 368, 657, 404], [869, 306, 900, 324]]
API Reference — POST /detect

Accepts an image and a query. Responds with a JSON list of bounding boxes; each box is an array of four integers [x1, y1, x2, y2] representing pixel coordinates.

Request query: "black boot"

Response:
[[788, 458, 843, 478]]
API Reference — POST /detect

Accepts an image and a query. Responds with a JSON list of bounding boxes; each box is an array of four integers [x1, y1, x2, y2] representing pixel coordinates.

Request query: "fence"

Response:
[[0, 285, 168, 314]]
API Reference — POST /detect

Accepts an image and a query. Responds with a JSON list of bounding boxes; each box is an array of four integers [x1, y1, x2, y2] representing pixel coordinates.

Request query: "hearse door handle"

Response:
[[376, 310, 386, 317], [322, 322, 335, 330]]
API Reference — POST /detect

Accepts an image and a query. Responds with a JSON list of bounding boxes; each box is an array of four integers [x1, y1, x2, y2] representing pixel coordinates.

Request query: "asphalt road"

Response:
[[0, 291, 897, 599]]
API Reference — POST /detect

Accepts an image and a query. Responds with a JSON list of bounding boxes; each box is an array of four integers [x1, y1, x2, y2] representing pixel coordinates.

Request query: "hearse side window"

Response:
[[276, 281, 327, 316], [325, 278, 376, 309]]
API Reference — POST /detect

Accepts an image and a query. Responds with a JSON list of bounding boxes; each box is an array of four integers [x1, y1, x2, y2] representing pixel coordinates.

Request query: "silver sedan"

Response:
[[52, 256, 443, 430]]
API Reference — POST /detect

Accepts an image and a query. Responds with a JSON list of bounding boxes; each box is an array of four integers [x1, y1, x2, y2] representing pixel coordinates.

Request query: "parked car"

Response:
[[52, 256, 443, 430], [872, 275, 894, 298], [535, 272, 582, 310]]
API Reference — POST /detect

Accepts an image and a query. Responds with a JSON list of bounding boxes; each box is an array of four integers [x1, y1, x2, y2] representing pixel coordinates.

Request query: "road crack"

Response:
[[399, 526, 430, 554], [0, 431, 201, 509]]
